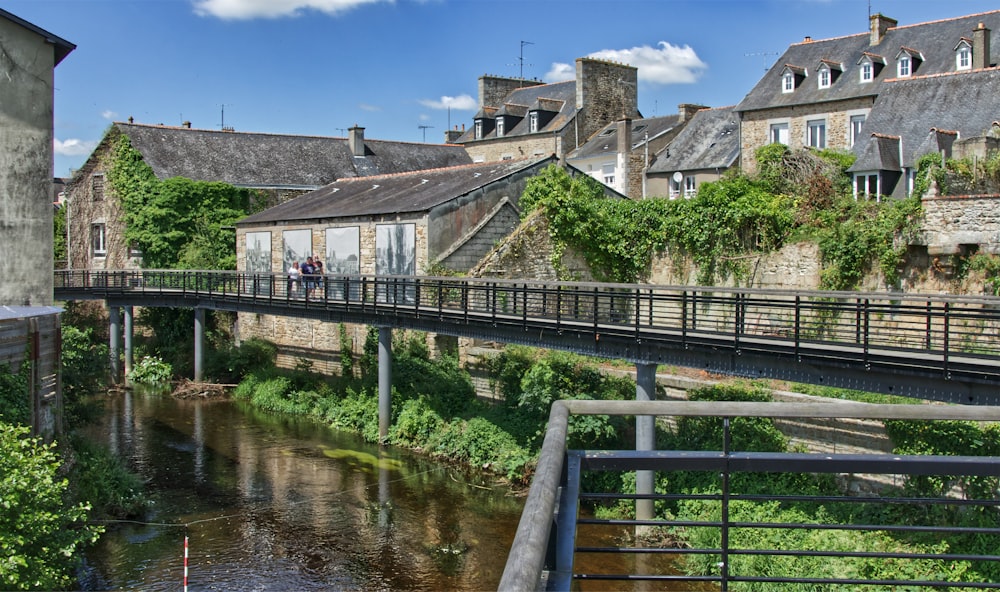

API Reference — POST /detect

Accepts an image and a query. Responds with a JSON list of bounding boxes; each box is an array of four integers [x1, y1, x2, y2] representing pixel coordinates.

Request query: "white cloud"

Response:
[[418, 94, 477, 110], [359, 103, 381, 112], [192, 0, 389, 19], [588, 42, 707, 85], [418, 113, 430, 122], [54, 138, 97, 157], [101, 110, 117, 120], [543, 63, 575, 83]]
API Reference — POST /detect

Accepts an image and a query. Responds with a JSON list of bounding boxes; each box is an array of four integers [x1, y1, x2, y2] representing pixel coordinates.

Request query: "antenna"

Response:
[[335, 128, 348, 136], [219, 104, 234, 131], [507, 40, 534, 82], [418, 125, 434, 142], [745, 51, 780, 72]]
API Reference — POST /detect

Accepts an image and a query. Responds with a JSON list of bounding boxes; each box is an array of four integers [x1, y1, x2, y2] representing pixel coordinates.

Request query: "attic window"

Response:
[[475, 120, 483, 139], [529, 112, 539, 133], [819, 66, 830, 88], [633, 125, 647, 134], [895, 48, 923, 77], [858, 53, 884, 83], [956, 39, 972, 70], [598, 128, 616, 137], [817, 61, 841, 89], [496, 118, 505, 137], [898, 55, 911, 77], [780, 65, 805, 93], [782, 71, 795, 93]]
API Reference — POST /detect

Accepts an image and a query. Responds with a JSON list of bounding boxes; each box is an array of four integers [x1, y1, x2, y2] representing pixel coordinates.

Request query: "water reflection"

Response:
[[79, 389, 526, 591]]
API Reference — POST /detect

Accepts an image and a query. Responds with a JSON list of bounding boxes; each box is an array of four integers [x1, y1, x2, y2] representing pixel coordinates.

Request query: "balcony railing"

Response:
[[500, 401, 1000, 591]]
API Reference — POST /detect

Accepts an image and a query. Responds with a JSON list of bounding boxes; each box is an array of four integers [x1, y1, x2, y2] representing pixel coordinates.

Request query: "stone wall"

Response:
[[919, 193, 1000, 257], [464, 131, 566, 164]]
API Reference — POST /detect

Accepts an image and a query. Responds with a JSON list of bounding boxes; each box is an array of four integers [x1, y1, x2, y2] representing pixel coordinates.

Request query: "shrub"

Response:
[[127, 355, 173, 385]]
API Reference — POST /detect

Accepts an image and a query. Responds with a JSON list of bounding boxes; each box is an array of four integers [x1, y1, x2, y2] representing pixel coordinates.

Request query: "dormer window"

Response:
[[496, 118, 505, 137], [529, 112, 539, 133], [780, 65, 806, 93], [858, 53, 885, 83], [475, 120, 483, 139], [955, 39, 972, 71], [817, 60, 842, 89], [895, 47, 923, 78], [819, 67, 830, 88]]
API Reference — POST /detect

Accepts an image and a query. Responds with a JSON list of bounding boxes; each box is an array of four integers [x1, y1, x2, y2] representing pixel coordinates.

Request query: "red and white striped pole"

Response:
[[183, 535, 189, 592]]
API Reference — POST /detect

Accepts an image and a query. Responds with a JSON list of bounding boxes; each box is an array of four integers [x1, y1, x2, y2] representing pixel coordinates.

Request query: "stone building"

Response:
[[64, 122, 471, 271], [645, 106, 740, 199], [0, 8, 74, 439], [454, 57, 639, 164], [566, 104, 705, 199], [736, 10, 1000, 179]]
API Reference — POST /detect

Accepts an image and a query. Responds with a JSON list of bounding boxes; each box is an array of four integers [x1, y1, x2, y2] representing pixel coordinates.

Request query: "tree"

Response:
[[0, 423, 101, 590]]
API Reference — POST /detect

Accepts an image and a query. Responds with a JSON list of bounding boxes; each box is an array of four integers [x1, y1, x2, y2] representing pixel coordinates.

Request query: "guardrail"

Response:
[[500, 401, 1000, 591], [54, 269, 1000, 402]]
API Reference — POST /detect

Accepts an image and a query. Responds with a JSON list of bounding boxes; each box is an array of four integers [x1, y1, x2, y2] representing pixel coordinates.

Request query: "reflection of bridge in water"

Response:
[[56, 270, 1000, 589]]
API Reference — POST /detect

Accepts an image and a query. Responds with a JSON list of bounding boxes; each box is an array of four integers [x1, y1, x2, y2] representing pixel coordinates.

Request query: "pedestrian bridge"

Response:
[[55, 269, 1000, 405]]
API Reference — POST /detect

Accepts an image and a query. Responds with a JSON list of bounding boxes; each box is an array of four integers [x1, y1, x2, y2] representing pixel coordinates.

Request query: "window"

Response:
[[770, 123, 789, 145], [782, 72, 795, 93], [850, 114, 866, 147], [601, 164, 615, 185], [91, 223, 106, 257], [496, 118, 505, 137], [818, 66, 830, 89], [501, 154, 513, 161], [898, 55, 911, 77], [529, 112, 539, 133], [957, 43, 971, 70], [807, 119, 826, 148], [861, 61, 873, 82], [684, 176, 696, 197], [855, 174, 880, 200], [474, 120, 483, 140], [91, 174, 104, 201]]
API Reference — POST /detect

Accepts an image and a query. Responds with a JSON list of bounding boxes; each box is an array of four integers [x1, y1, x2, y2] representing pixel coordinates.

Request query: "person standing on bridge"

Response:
[[302, 256, 316, 298], [287, 261, 301, 297], [313, 257, 324, 299]]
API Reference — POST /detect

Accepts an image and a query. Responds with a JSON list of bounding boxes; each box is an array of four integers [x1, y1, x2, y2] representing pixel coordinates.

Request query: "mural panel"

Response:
[[245, 231, 272, 295], [376, 223, 415, 303], [326, 227, 360, 300], [283, 229, 312, 297]]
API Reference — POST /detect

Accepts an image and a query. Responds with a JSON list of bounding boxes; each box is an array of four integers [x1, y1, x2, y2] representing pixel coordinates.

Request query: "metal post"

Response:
[[194, 308, 205, 383], [635, 362, 657, 522], [378, 326, 392, 442], [123, 306, 134, 383], [109, 305, 121, 383]]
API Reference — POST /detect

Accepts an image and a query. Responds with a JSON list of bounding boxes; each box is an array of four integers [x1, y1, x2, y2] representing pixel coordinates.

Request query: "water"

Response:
[[77, 390, 526, 591]]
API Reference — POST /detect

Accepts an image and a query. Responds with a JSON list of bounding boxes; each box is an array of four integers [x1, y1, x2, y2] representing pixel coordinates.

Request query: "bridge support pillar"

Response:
[[194, 308, 205, 383], [109, 305, 122, 384], [635, 362, 657, 522], [378, 327, 392, 442], [123, 306, 134, 383]]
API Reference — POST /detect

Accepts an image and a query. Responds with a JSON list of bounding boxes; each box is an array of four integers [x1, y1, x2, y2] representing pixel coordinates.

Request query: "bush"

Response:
[[206, 337, 277, 383], [67, 434, 146, 518], [0, 361, 30, 426], [127, 355, 172, 385], [0, 423, 102, 590]]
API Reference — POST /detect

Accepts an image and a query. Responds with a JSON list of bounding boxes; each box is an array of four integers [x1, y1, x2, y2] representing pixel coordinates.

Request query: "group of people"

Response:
[[287, 255, 324, 298]]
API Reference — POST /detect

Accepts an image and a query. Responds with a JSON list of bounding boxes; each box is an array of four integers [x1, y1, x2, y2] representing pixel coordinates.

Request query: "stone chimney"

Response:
[[182, 121, 191, 129], [870, 13, 897, 46], [678, 103, 709, 123], [444, 124, 464, 144], [974, 22, 992, 69], [348, 125, 365, 157], [478, 75, 543, 108]]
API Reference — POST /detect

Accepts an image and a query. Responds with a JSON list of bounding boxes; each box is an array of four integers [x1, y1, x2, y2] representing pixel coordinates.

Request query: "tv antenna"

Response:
[[508, 40, 534, 81], [418, 125, 434, 142], [745, 51, 780, 72], [218, 104, 234, 131], [335, 127, 348, 135]]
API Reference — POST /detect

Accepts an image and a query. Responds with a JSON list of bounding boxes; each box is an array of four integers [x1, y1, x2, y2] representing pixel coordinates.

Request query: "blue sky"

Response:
[[7, 0, 999, 178]]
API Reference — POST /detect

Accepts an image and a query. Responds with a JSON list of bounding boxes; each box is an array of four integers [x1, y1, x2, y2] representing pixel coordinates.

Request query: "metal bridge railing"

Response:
[[500, 401, 1000, 591]]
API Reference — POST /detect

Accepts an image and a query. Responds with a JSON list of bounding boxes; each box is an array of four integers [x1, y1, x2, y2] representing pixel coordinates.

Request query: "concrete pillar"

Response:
[[378, 327, 392, 442], [194, 308, 205, 382], [123, 306, 134, 382], [635, 363, 657, 522], [109, 306, 121, 383]]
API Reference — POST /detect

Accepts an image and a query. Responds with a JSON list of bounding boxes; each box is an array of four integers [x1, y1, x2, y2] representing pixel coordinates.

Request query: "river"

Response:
[[75, 389, 525, 591]]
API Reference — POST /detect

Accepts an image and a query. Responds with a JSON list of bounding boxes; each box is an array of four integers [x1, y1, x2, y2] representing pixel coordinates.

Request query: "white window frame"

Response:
[[601, 163, 615, 186], [495, 118, 504, 137], [770, 122, 789, 145], [818, 66, 830, 89], [684, 176, 696, 198], [529, 112, 539, 133], [782, 72, 795, 93], [807, 119, 826, 149], [474, 120, 483, 140], [91, 223, 107, 257], [957, 44, 972, 70], [849, 114, 866, 147], [898, 55, 911, 77], [860, 60, 873, 82]]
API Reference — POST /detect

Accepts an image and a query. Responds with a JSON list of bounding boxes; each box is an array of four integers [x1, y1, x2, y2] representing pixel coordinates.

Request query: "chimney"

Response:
[[678, 103, 709, 123], [348, 125, 365, 157], [182, 121, 191, 129], [444, 125, 464, 143], [804, 36, 812, 43], [869, 13, 897, 46], [974, 22, 992, 69]]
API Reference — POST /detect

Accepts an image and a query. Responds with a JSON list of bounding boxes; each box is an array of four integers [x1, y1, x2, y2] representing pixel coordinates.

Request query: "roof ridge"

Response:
[[884, 65, 1000, 83], [788, 9, 1000, 47], [116, 121, 349, 141], [335, 156, 544, 183]]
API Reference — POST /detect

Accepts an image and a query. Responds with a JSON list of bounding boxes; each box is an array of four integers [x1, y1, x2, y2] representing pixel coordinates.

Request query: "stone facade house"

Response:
[[645, 106, 740, 199], [453, 57, 639, 164], [736, 10, 1000, 178], [566, 105, 706, 199], [64, 122, 471, 271]]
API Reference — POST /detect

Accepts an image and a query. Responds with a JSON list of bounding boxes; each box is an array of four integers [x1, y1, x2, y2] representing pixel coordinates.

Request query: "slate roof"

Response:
[[454, 81, 577, 142], [114, 123, 471, 190], [647, 107, 740, 173], [0, 9, 75, 66], [736, 10, 1000, 113], [567, 114, 682, 161], [848, 68, 1000, 172], [237, 156, 555, 226]]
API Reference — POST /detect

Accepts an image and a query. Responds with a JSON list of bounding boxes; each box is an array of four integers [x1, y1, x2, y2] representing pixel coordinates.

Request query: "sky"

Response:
[[7, 0, 1000, 178]]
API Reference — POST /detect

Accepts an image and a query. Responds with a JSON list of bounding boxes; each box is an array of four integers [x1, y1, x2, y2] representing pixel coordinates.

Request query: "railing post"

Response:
[[194, 308, 205, 383], [925, 300, 933, 350], [635, 363, 657, 524], [794, 295, 801, 360], [377, 326, 392, 442], [863, 298, 870, 369], [721, 417, 732, 591], [681, 291, 688, 347], [522, 283, 528, 331], [943, 302, 951, 378]]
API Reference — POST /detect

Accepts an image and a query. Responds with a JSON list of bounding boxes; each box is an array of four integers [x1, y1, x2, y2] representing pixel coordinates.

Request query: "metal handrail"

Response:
[[499, 400, 1000, 591]]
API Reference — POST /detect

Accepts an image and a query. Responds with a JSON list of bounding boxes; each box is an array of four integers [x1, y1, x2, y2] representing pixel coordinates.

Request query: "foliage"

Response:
[[967, 253, 1000, 296], [0, 360, 30, 426], [60, 325, 108, 413], [789, 383, 915, 405], [53, 205, 66, 264], [0, 422, 102, 590], [126, 355, 172, 385], [338, 324, 354, 378], [205, 337, 278, 384], [66, 434, 146, 518]]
